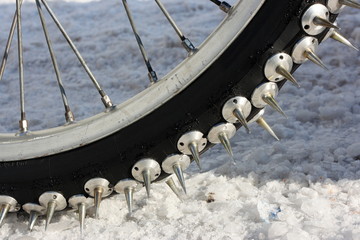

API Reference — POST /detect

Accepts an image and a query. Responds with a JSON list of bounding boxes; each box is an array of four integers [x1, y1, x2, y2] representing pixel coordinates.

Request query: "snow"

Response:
[[0, 0, 359, 239]]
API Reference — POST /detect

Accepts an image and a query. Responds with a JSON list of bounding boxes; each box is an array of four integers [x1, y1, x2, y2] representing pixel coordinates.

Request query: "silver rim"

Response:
[[0, 0, 265, 161]]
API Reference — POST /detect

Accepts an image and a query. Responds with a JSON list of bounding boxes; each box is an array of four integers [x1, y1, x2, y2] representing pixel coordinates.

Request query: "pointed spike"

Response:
[[165, 177, 182, 201], [189, 142, 202, 170], [262, 94, 287, 118], [256, 117, 280, 141], [305, 49, 328, 70], [173, 164, 187, 194], [94, 187, 104, 219], [313, 17, 340, 30], [28, 211, 39, 231], [331, 31, 359, 51], [78, 203, 86, 235], [276, 66, 300, 88], [232, 108, 250, 133], [45, 201, 56, 231], [218, 132, 234, 160], [0, 204, 10, 227], [142, 169, 152, 198], [124, 187, 134, 214], [340, 0, 360, 9]]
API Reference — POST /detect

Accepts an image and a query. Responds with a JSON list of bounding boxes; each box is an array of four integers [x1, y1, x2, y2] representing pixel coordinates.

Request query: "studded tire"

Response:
[[0, 0, 338, 205]]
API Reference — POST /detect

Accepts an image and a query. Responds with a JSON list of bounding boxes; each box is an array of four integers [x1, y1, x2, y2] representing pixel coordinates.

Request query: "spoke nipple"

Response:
[[101, 95, 113, 109], [219, 1, 232, 13]]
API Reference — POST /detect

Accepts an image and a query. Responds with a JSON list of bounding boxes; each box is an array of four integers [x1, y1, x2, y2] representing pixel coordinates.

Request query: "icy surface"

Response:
[[0, 0, 359, 239]]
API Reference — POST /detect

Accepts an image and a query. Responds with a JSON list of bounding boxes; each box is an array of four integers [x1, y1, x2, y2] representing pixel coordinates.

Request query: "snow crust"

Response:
[[0, 0, 359, 239]]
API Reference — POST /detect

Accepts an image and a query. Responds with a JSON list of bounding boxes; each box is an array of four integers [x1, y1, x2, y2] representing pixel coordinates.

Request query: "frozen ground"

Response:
[[0, 0, 359, 239]]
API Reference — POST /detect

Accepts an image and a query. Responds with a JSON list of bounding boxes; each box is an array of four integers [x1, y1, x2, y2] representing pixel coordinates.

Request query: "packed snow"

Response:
[[0, 0, 359, 239]]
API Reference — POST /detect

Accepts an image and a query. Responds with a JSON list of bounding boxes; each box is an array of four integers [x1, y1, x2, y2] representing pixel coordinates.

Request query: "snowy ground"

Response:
[[0, 0, 359, 239]]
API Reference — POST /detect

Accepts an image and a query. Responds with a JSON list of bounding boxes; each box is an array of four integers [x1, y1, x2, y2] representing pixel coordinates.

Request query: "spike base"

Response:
[[251, 82, 279, 109], [291, 37, 319, 64], [177, 131, 207, 155], [301, 4, 331, 35], [222, 96, 252, 124], [39, 192, 67, 211], [264, 53, 293, 82], [131, 159, 161, 183], [84, 178, 113, 198], [114, 179, 142, 194], [207, 123, 236, 144], [162, 154, 190, 174], [68, 194, 93, 210]]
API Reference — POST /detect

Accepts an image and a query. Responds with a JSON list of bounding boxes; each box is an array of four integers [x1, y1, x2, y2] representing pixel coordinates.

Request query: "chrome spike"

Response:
[[313, 17, 340, 30], [173, 164, 187, 194], [276, 66, 300, 88], [304, 49, 328, 70], [162, 155, 190, 194], [0, 204, 10, 227], [262, 93, 287, 118], [124, 187, 134, 214], [114, 179, 142, 214], [177, 131, 207, 171], [94, 187, 103, 219], [39, 192, 67, 231], [331, 31, 359, 51], [45, 201, 56, 231], [28, 211, 39, 231], [340, 0, 360, 9], [222, 97, 252, 132], [218, 132, 234, 158], [23, 203, 45, 231], [84, 178, 113, 219], [68, 195, 93, 234], [256, 117, 280, 141], [232, 108, 250, 133], [292, 37, 319, 64], [142, 169, 152, 198], [165, 177, 182, 201], [189, 141, 202, 170], [207, 123, 236, 161], [131, 159, 161, 198]]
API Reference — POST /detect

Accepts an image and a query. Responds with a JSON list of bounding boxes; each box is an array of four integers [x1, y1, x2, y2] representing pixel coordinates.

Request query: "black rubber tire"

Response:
[[0, 0, 336, 204]]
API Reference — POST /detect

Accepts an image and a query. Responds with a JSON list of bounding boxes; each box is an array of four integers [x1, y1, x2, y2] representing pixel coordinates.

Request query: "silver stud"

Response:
[[264, 53, 299, 87], [39, 192, 67, 231], [162, 154, 190, 194], [207, 123, 236, 160], [292, 37, 327, 70], [165, 177, 183, 201], [324, 27, 359, 51], [84, 178, 113, 219], [68, 194, 94, 235], [114, 179, 142, 214], [251, 82, 287, 118], [327, 0, 360, 13], [131, 159, 161, 198], [248, 109, 280, 141], [177, 131, 207, 170], [301, 4, 336, 35], [22, 203, 46, 231], [0, 196, 19, 227], [222, 97, 252, 133]]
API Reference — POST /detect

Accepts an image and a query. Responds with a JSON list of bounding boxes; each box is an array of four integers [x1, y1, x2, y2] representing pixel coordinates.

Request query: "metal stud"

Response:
[[84, 178, 113, 219], [264, 53, 299, 87], [22, 203, 46, 231], [327, 0, 360, 13], [131, 159, 161, 198], [162, 154, 190, 194], [177, 131, 207, 170], [323, 27, 359, 51], [0, 196, 20, 227], [68, 195, 93, 235], [248, 109, 280, 141], [222, 97, 252, 133], [251, 82, 287, 118], [301, 4, 336, 35], [207, 123, 236, 160], [292, 37, 328, 69], [165, 176, 183, 201], [114, 179, 142, 214], [38, 191, 67, 231]]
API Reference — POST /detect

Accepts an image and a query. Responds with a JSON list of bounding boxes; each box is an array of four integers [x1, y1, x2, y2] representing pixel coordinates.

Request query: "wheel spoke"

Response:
[[155, 0, 196, 53], [35, 0, 74, 123], [122, 0, 158, 84], [40, 0, 113, 108], [0, 0, 23, 83], [16, 0, 28, 133]]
